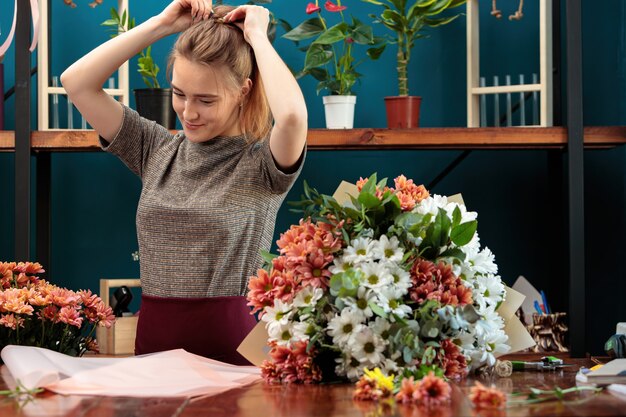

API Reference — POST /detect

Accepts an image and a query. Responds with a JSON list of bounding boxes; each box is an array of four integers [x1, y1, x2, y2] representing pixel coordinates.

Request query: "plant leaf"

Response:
[[450, 220, 477, 246]]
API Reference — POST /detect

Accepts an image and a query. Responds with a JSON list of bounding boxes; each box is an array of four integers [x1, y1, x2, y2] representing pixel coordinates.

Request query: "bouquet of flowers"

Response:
[[0, 262, 115, 356], [247, 174, 511, 384]]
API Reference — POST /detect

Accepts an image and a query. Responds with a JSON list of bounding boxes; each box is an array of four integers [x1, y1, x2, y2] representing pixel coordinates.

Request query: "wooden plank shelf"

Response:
[[1, 126, 626, 151]]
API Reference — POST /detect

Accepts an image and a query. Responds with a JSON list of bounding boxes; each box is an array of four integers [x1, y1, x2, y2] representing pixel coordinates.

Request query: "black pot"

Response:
[[134, 88, 176, 129]]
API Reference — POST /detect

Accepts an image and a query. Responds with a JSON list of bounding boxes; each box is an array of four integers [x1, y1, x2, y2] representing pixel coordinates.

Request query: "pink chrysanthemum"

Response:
[[409, 259, 473, 307], [469, 381, 507, 409], [438, 340, 469, 380], [78, 289, 99, 309], [395, 376, 419, 404], [94, 302, 115, 328], [39, 305, 59, 321], [261, 341, 322, 384], [0, 313, 25, 330], [413, 372, 452, 407], [57, 306, 83, 327], [13, 262, 45, 275], [50, 287, 81, 308], [1, 288, 34, 315], [296, 249, 332, 289], [247, 268, 278, 315]]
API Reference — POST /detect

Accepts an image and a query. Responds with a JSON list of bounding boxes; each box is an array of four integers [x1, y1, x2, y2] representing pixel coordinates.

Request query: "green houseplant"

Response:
[[362, 0, 466, 128], [102, 8, 176, 128], [283, 0, 385, 128]]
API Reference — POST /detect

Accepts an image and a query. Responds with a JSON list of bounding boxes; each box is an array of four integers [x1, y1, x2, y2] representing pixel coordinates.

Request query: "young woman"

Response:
[[61, 0, 307, 364]]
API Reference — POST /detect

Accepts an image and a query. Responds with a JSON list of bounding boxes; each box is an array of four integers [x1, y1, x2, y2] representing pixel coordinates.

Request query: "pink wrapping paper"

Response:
[[1, 345, 260, 398]]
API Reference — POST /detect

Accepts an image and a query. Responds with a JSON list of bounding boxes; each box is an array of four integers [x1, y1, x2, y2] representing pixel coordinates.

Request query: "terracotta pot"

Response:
[[134, 88, 176, 129], [384, 96, 421, 129]]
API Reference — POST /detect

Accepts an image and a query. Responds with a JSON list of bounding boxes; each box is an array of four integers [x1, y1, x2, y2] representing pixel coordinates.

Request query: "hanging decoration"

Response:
[[0, 0, 40, 59]]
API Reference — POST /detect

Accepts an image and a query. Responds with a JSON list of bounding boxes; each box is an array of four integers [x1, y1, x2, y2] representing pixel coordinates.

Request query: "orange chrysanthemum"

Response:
[[469, 381, 507, 409]]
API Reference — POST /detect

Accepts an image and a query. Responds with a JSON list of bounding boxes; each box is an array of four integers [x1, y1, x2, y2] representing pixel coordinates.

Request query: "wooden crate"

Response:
[[96, 278, 141, 355]]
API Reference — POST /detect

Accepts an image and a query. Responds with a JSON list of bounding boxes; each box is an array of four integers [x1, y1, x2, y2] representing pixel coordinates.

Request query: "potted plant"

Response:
[[283, 1, 385, 129], [363, 0, 466, 128], [102, 8, 176, 129]]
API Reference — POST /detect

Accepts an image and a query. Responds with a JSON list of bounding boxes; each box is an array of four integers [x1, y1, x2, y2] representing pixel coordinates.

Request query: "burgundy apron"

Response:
[[135, 294, 257, 365]]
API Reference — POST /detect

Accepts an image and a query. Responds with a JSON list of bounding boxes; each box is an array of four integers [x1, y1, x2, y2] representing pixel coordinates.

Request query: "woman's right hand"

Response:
[[156, 0, 213, 34]]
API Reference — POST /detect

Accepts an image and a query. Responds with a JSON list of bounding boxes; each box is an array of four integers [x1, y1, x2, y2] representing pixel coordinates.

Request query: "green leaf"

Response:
[[450, 220, 477, 246], [304, 44, 333, 71], [362, 0, 385, 5], [358, 192, 380, 209], [429, 208, 452, 248], [283, 18, 325, 41], [111, 7, 120, 21], [369, 301, 388, 318], [366, 45, 386, 60], [452, 206, 462, 227], [424, 15, 459, 27], [100, 19, 118, 27], [313, 23, 349, 45], [361, 173, 378, 195], [439, 247, 466, 262], [350, 19, 374, 45], [260, 249, 278, 264], [307, 67, 329, 81]]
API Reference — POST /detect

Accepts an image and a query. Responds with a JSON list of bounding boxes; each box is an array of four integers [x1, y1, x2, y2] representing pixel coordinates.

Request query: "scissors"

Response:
[[511, 356, 576, 371]]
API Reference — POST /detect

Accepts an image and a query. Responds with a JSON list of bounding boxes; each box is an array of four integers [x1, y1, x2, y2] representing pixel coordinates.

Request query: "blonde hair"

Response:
[[167, 5, 272, 141]]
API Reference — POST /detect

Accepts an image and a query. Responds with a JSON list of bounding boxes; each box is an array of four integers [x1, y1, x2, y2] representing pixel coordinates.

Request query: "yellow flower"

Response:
[[363, 367, 394, 392]]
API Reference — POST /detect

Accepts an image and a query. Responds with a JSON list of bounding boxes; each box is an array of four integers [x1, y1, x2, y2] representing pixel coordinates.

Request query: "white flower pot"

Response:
[[322, 95, 356, 129]]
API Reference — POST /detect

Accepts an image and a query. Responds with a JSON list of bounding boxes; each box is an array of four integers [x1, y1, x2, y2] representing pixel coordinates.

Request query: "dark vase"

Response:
[[134, 88, 176, 129], [384, 96, 422, 129]]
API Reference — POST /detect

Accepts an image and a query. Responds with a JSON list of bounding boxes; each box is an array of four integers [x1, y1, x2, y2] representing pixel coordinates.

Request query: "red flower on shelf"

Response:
[[324, 0, 347, 12]]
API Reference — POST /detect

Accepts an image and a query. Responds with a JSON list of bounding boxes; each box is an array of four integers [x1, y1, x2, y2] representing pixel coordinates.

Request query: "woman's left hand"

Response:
[[223, 5, 270, 44]]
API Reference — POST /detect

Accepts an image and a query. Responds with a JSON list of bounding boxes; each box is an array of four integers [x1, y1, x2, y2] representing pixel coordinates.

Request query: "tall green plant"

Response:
[[362, 0, 466, 96], [101, 8, 160, 88]]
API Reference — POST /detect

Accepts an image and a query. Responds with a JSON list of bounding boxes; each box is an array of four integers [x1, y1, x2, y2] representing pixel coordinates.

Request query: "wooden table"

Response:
[[1, 355, 624, 417]]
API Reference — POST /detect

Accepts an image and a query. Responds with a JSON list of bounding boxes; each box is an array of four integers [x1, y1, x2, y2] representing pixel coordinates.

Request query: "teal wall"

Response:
[[1, 1, 625, 354]]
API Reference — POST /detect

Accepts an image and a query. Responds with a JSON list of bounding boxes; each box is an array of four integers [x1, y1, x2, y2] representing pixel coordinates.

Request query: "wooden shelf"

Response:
[[1, 126, 626, 152]]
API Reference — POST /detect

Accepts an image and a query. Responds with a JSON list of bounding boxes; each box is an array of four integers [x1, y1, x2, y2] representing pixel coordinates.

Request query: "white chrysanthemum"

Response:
[[342, 286, 375, 318], [292, 320, 315, 342], [369, 316, 391, 340], [342, 237, 375, 264], [372, 235, 404, 263], [472, 306, 502, 340], [335, 354, 362, 380], [389, 264, 412, 294], [292, 286, 324, 308], [376, 287, 412, 319], [267, 322, 295, 346], [359, 261, 393, 289], [379, 353, 401, 375], [262, 299, 293, 334], [467, 329, 509, 370], [329, 257, 352, 275], [350, 327, 386, 365], [327, 309, 365, 347], [475, 274, 505, 307], [470, 247, 498, 275], [414, 194, 449, 216]]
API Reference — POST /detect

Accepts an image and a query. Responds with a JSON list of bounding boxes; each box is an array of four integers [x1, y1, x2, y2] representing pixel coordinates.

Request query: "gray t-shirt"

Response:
[[101, 104, 304, 298]]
